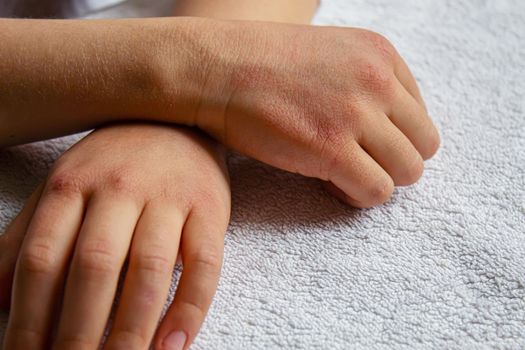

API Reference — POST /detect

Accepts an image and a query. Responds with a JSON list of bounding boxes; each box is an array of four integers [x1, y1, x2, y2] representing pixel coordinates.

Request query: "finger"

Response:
[[394, 53, 427, 110], [105, 201, 184, 349], [327, 141, 394, 208], [54, 193, 141, 349], [0, 184, 44, 310], [360, 114, 424, 186], [3, 185, 84, 350], [322, 181, 362, 207], [154, 207, 228, 350], [389, 79, 440, 160]]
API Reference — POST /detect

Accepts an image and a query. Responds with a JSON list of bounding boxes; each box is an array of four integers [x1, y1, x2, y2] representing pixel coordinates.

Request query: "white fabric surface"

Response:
[[1, 0, 525, 348]]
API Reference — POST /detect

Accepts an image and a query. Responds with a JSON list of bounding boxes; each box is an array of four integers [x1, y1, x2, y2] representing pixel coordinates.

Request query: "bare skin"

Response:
[[0, 1, 440, 349], [0, 2, 321, 350], [0, 4, 440, 208], [0, 125, 231, 350]]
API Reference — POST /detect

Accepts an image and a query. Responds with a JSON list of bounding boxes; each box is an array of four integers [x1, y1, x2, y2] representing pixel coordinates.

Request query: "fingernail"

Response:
[[163, 330, 187, 350]]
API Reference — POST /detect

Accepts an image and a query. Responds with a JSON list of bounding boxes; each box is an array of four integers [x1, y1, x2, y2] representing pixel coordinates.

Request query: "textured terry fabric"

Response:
[[1, 0, 525, 349]]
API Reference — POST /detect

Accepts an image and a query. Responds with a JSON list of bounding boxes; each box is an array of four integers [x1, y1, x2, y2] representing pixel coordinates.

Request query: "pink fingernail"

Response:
[[163, 330, 187, 350]]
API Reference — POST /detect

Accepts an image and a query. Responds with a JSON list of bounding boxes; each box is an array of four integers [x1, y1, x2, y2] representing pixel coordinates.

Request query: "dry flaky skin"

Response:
[[0, 1, 440, 349], [186, 20, 440, 207], [0, 124, 231, 350], [0, 3, 329, 350], [0, 15, 439, 208]]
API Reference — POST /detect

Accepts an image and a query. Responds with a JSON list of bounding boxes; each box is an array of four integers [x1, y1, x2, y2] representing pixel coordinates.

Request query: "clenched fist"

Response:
[[1, 17, 439, 209], [170, 20, 440, 207]]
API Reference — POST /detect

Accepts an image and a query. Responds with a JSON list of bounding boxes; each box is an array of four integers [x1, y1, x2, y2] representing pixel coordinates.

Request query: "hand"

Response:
[[184, 20, 440, 208], [0, 124, 231, 350]]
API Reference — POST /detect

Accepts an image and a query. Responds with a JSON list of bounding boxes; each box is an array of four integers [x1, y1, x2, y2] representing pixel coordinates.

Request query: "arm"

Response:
[[0, 0, 319, 148], [1, 5, 321, 349], [2, 8, 440, 208], [0, 17, 203, 147]]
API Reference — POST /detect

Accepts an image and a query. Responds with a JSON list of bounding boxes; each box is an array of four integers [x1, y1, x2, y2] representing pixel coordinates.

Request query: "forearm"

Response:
[[173, 0, 319, 24], [0, 17, 205, 148]]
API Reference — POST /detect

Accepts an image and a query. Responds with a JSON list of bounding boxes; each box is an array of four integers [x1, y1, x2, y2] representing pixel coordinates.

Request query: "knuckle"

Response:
[[191, 189, 222, 212], [75, 240, 120, 276], [355, 60, 395, 94], [313, 117, 346, 150], [186, 248, 223, 275], [133, 250, 173, 277], [105, 168, 137, 194], [7, 325, 43, 347], [176, 297, 207, 321], [361, 29, 396, 61], [312, 118, 351, 181], [19, 243, 57, 275], [45, 171, 84, 198]]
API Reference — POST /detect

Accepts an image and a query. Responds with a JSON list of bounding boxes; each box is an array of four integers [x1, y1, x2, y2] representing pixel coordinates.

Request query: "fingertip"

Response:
[[156, 330, 188, 350], [395, 154, 424, 186], [422, 126, 441, 160], [155, 309, 195, 350], [360, 175, 395, 208], [154, 260, 220, 349]]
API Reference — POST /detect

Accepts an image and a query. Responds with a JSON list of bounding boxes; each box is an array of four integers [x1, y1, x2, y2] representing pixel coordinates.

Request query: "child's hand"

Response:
[[188, 21, 440, 208], [1, 18, 439, 210], [0, 124, 231, 350]]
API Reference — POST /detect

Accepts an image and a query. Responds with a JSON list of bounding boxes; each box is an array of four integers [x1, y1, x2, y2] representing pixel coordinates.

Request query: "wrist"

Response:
[[152, 17, 237, 134], [137, 17, 212, 126]]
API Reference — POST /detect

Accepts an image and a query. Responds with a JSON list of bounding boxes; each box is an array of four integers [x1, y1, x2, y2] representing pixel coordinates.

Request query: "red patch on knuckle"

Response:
[[46, 171, 84, 198], [355, 61, 394, 95]]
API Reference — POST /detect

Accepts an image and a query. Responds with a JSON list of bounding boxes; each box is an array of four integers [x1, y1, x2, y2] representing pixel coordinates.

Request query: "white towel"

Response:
[[1, 0, 524, 348]]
